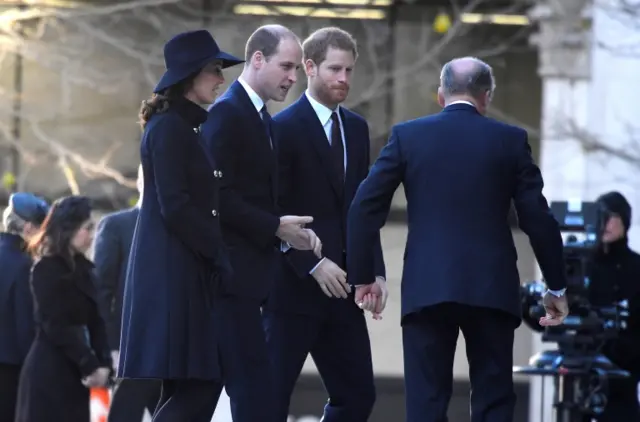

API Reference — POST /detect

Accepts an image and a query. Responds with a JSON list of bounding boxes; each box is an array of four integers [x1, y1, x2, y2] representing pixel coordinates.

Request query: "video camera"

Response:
[[514, 200, 630, 422]]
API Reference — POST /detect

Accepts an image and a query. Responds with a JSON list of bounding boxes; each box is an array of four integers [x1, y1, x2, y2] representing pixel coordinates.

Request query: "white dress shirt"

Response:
[[302, 91, 348, 274], [305, 90, 347, 171], [237, 77, 272, 149], [237, 77, 264, 113]]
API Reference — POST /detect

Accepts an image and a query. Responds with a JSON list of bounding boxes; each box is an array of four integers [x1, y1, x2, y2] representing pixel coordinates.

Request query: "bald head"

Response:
[[439, 57, 494, 102], [245, 24, 300, 63]]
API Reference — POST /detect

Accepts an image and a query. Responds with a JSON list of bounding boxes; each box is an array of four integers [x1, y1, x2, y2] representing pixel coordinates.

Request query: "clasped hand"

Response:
[[355, 277, 388, 320], [276, 215, 322, 258], [81, 366, 111, 388], [539, 291, 569, 327]]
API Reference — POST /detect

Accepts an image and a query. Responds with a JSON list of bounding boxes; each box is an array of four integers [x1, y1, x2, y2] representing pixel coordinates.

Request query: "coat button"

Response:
[[212, 209, 218, 217]]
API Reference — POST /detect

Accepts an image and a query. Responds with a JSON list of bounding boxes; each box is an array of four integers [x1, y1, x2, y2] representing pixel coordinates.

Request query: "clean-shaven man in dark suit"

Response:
[[263, 27, 386, 422], [200, 24, 322, 422], [92, 165, 160, 422], [346, 57, 570, 422]]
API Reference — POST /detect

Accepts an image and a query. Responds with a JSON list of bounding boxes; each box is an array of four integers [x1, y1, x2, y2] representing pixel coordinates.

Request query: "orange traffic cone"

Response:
[[90, 387, 111, 422]]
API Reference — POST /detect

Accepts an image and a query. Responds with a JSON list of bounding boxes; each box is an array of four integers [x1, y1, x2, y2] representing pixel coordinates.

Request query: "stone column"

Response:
[[529, 0, 640, 419], [586, 1, 640, 244], [527, 0, 592, 420]]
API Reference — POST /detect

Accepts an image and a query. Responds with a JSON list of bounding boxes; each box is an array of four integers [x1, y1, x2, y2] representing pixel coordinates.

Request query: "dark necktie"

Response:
[[330, 112, 345, 184], [260, 105, 273, 149]]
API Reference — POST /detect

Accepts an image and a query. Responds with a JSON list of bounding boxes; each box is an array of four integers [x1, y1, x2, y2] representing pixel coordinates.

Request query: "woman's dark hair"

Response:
[[28, 195, 93, 266], [138, 72, 198, 129]]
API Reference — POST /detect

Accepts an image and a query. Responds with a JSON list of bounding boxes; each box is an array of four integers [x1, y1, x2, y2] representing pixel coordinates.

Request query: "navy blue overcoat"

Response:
[[118, 97, 231, 380]]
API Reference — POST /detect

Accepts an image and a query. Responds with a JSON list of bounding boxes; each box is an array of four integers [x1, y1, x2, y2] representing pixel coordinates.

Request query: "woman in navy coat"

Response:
[[117, 30, 243, 421]]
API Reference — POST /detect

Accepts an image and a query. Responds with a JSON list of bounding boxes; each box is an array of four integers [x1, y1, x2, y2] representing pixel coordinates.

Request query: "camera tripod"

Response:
[[513, 349, 629, 422]]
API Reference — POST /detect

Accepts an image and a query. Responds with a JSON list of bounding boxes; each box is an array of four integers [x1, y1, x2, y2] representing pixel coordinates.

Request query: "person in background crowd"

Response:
[[0, 193, 48, 422], [586, 191, 640, 421], [92, 165, 161, 422], [15, 195, 112, 422], [264, 27, 385, 422]]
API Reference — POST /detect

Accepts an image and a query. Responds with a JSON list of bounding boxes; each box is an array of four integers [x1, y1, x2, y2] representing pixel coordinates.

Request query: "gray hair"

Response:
[[2, 207, 26, 235], [440, 57, 495, 100]]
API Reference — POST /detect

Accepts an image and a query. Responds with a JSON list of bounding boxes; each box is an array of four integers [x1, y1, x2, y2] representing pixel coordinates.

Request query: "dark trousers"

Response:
[[0, 363, 20, 422], [402, 302, 518, 422], [151, 380, 219, 422], [152, 295, 272, 422], [107, 379, 161, 422], [263, 304, 376, 422]]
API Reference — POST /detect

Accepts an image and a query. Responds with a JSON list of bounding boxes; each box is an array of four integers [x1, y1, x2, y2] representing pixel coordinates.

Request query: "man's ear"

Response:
[[252, 51, 265, 69], [437, 87, 445, 108], [304, 59, 316, 77]]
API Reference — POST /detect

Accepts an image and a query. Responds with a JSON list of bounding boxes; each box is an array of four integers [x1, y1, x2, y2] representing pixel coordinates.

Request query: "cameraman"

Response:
[[587, 191, 640, 421]]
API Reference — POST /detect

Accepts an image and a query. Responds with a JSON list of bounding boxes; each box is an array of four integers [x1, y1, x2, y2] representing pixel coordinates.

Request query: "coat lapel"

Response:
[[228, 81, 274, 157], [297, 95, 343, 201], [341, 108, 360, 205], [228, 81, 278, 203]]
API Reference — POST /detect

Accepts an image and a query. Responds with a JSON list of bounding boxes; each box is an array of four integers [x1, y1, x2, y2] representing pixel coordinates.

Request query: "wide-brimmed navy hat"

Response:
[[154, 30, 244, 93]]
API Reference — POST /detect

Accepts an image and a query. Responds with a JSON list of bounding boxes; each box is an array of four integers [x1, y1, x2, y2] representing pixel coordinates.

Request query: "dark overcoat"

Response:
[[15, 254, 112, 422], [0, 233, 34, 366], [118, 97, 232, 381]]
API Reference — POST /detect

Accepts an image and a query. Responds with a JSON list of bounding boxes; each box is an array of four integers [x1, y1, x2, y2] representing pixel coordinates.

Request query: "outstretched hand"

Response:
[[276, 215, 322, 258]]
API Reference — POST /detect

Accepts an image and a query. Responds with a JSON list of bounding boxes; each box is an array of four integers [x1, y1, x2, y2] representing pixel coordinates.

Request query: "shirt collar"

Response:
[[238, 77, 264, 113], [305, 90, 340, 126], [448, 100, 475, 107]]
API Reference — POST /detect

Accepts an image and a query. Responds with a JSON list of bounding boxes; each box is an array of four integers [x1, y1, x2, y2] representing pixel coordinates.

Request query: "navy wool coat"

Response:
[[118, 97, 232, 381]]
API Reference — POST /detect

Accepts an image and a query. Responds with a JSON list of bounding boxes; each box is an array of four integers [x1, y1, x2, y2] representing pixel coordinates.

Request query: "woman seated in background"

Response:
[[15, 195, 112, 422]]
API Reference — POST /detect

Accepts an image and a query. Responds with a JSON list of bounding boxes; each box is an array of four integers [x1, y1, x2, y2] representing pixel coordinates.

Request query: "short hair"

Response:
[[302, 27, 358, 65], [440, 57, 495, 99], [2, 207, 26, 235], [245, 25, 299, 62]]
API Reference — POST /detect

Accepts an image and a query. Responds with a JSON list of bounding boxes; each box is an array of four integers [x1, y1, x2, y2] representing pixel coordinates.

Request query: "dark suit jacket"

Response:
[[0, 233, 34, 365], [265, 94, 385, 316], [201, 80, 281, 302], [92, 207, 138, 350], [347, 103, 567, 320]]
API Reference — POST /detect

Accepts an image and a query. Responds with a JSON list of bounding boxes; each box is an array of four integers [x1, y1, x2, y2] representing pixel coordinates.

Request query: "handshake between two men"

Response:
[[275, 215, 388, 320]]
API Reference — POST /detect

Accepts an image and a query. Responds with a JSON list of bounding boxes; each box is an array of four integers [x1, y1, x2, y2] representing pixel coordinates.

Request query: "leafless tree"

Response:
[[545, 0, 640, 171], [0, 0, 530, 205]]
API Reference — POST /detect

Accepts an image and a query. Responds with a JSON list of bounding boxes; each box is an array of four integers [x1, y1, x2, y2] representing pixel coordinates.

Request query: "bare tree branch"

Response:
[[0, 0, 533, 202]]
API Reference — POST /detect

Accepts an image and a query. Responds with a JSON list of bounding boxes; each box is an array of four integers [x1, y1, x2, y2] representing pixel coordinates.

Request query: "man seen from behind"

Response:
[[346, 57, 569, 422]]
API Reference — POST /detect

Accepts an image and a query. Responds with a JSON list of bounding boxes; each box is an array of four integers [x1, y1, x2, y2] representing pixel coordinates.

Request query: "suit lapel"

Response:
[[228, 81, 273, 156], [228, 81, 278, 202], [297, 95, 343, 200], [341, 108, 360, 203]]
